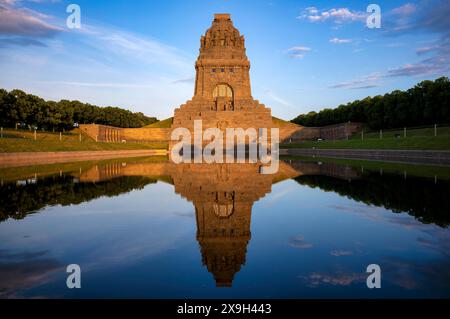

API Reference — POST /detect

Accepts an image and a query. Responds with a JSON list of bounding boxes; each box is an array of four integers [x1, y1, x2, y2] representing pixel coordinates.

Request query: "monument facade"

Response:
[[172, 14, 272, 138]]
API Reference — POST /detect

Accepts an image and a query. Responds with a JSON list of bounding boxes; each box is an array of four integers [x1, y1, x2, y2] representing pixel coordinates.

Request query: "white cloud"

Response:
[[391, 3, 417, 16], [0, 0, 63, 37], [42, 81, 157, 89], [304, 6, 318, 15], [329, 73, 382, 89], [287, 46, 311, 59], [79, 24, 191, 71], [386, 63, 441, 77], [416, 45, 440, 55], [330, 48, 449, 87], [288, 46, 311, 52], [386, 42, 406, 48], [171, 76, 195, 84], [330, 37, 352, 44], [298, 7, 367, 24], [264, 89, 293, 107]]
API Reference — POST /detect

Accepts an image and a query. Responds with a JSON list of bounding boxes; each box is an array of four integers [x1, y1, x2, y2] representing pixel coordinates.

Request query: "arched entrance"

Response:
[[213, 84, 234, 111]]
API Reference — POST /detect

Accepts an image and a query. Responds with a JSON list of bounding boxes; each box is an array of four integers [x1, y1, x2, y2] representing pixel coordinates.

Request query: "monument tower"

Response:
[[172, 14, 272, 134]]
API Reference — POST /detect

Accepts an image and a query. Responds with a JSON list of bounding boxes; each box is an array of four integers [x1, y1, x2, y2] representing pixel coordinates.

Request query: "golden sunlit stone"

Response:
[[172, 14, 273, 139]]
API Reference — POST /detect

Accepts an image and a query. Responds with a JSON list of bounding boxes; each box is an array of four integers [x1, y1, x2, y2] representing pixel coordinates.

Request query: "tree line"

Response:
[[0, 88, 158, 130], [291, 77, 450, 129], [295, 172, 450, 228], [0, 175, 156, 222]]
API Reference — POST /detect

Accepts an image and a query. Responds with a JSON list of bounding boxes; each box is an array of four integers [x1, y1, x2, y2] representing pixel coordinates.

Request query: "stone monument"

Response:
[[172, 14, 273, 139]]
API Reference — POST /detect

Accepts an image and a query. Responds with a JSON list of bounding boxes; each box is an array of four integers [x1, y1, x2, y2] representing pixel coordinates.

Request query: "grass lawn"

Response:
[[144, 117, 173, 128], [281, 125, 450, 150], [272, 116, 295, 127], [354, 125, 450, 139], [281, 136, 450, 150], [0, 129, 168, 152]]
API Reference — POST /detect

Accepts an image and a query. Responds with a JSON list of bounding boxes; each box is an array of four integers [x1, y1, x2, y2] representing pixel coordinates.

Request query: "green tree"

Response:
[[291, 77, 450, 129]]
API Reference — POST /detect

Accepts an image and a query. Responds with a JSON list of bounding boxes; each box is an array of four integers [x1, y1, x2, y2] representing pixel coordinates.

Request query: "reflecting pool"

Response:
[[0, 157, 449, 298]]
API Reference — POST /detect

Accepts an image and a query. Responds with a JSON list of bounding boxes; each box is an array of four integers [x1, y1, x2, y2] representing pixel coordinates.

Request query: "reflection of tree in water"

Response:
[[0, 175, 156, 222], [295, 173, 450, 228]]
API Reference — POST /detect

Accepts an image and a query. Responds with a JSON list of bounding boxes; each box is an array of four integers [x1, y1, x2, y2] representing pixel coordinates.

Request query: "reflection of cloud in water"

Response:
[[331, 204, 434, 230], [72, 219, 194, 273], [417, 228, 450, 257], [300, 255, 450, 292], [299, 271, 365, 287], [0, 250, 63, 298], [332, 203, 450, 257], [330, 250, 353, 257], [332, 204, 398, 224], [381, 257, 450, 292], [289, 235, 314, 249]]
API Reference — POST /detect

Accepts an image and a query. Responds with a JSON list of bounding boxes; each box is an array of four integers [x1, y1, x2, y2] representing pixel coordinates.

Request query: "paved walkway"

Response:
[[0, 150, 168, 168]]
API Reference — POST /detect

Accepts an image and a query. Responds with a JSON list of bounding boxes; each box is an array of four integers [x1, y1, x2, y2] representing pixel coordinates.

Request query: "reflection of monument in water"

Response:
[[170, 164, 273, 287], [76, 160, 358, 286], [79, 160, 301, 286]]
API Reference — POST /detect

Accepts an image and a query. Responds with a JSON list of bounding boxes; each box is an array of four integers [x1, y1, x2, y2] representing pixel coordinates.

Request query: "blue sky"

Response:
[[0, 0, 449, 120]]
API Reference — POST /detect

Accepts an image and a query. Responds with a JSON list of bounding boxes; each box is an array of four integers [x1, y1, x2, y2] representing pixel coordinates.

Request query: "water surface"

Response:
[[0, 157, 449, 298]]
